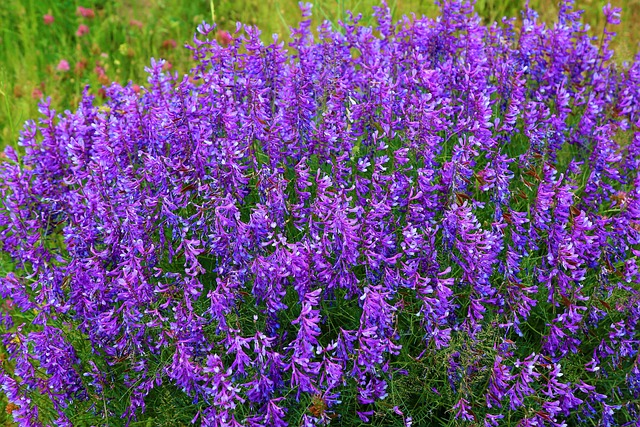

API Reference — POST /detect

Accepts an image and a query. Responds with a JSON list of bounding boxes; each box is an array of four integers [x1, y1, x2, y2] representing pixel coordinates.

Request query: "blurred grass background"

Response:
[[0, 0, 638, 150]]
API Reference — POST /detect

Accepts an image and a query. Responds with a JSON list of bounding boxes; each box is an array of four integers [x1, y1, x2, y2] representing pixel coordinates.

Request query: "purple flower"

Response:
[[453, 397, 475, 421]]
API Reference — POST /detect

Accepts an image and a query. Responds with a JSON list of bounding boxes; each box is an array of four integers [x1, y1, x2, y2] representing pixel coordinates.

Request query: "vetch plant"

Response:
[[1, 1, 639, 426]]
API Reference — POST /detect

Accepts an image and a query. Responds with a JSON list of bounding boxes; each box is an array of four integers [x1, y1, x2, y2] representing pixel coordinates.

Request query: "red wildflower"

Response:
[[162, 39, 177, 49], [31, 87, 43, 100], [74, 60, 87, 75], [216, 30, 232, 47]]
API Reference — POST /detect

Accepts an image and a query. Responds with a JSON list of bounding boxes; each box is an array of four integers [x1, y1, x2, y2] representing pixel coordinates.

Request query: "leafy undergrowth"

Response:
[[1, 1, 639, 426]]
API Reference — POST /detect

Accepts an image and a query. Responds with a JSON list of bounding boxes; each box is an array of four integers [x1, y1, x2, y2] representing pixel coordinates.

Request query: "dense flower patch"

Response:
[[1, 1, 639, 426]]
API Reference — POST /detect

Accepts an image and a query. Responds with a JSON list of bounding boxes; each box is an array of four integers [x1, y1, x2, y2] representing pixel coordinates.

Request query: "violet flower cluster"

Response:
[[1, 1, 639, 426]]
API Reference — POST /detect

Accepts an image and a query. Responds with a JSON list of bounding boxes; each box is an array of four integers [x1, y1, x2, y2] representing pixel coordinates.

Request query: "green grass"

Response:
[[0, 0, 638, 150]]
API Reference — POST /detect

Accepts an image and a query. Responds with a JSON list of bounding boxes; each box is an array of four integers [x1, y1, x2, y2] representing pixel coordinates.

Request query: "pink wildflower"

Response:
[[56, 59, 70, 72], [76, 24, 89, 37], [94, 64, 109, 85], [43, 14, 54, 25], [76, 6, 95, 19], [94, 64, 106, 77]]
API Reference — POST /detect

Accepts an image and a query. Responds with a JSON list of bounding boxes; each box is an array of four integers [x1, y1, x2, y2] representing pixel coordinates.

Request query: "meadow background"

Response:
[[0, 0, 639, 151]]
